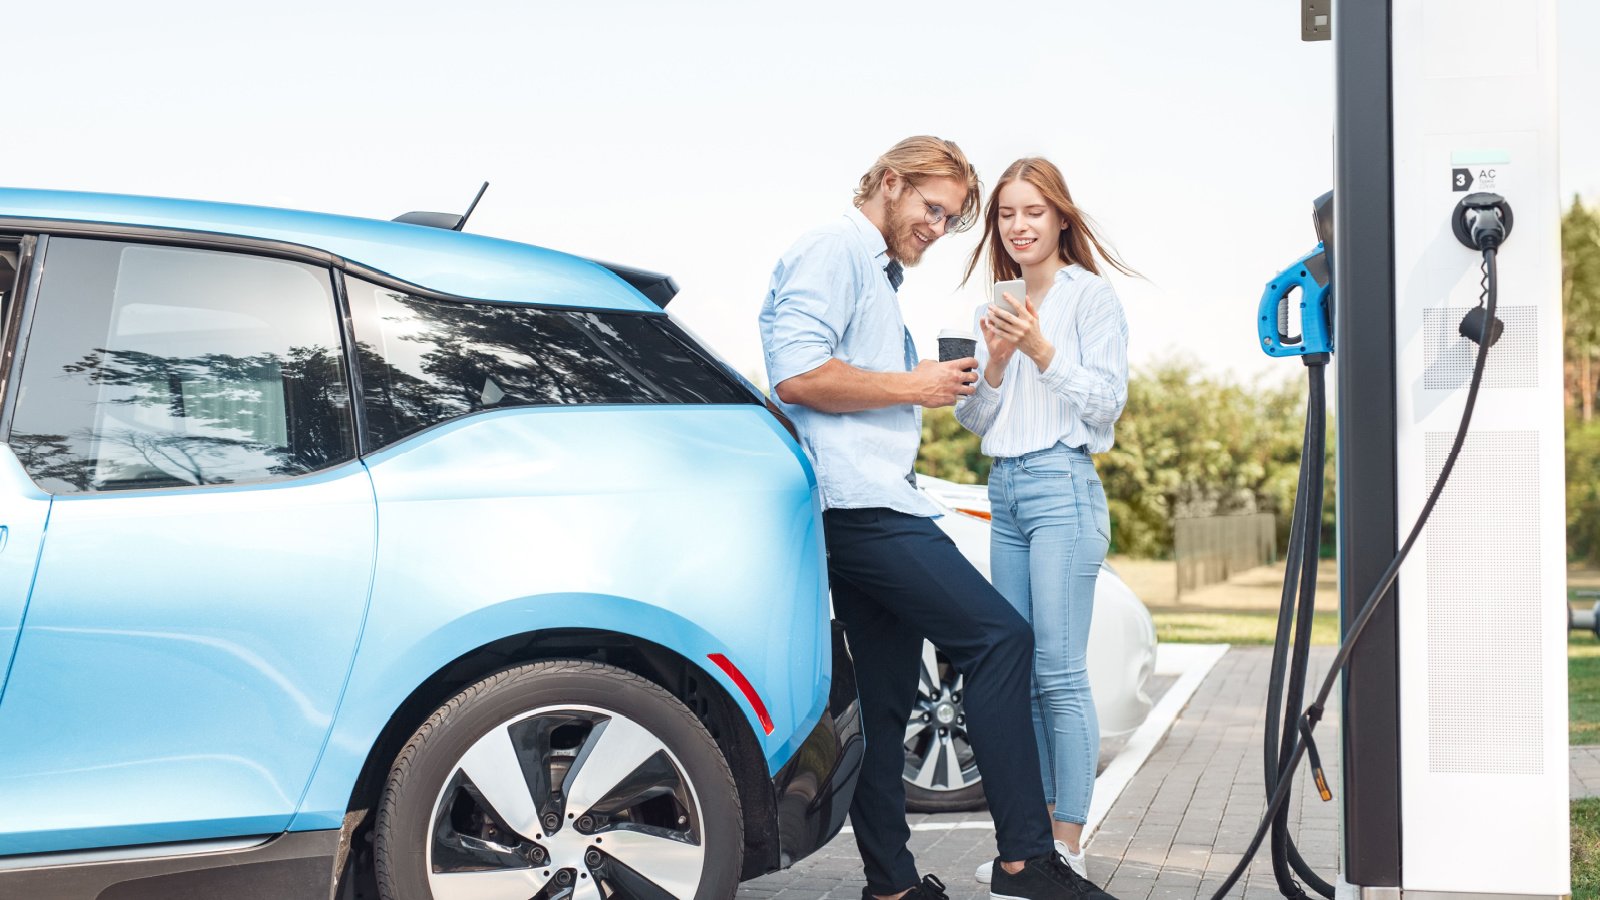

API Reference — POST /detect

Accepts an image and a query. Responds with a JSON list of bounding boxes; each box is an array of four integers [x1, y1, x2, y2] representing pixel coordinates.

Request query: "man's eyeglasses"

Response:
[[905, 179, 974, 234]]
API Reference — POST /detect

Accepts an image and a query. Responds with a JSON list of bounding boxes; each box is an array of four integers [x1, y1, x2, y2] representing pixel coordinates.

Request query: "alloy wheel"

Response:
[[425, 704, 705, 900], [901, 644, 982, 796]]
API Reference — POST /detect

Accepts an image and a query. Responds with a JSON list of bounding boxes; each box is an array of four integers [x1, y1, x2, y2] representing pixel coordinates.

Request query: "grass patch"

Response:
[[1574, 631, 1600, 746], [1152, 610, 1339, 646], [1575, 799, 1600, 900], [1150, 619, 1600, 734]]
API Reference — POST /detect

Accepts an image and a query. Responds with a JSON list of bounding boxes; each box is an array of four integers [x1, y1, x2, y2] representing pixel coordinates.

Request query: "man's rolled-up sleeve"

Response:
[[766, 234, 858, 386]]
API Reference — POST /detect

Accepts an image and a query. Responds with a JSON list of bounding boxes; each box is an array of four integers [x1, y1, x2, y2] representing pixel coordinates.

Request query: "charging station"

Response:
[[1333, 1, 1568, 898]]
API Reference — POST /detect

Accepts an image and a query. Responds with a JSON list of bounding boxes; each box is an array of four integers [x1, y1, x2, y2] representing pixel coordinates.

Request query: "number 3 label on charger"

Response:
[[1452, 167, 1501, 193]]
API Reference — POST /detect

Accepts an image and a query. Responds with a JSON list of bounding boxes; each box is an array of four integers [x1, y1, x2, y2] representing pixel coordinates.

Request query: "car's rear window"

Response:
[[345, 277, 752, 449]]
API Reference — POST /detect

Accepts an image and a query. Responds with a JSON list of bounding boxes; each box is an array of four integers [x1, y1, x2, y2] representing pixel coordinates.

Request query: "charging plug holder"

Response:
[[1451, 192, 1511, 347], [1452, 192, 1514, 250]]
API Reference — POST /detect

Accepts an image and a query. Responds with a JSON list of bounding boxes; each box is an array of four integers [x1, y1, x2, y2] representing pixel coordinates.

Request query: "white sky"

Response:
[[9, 1, 1597, 387]]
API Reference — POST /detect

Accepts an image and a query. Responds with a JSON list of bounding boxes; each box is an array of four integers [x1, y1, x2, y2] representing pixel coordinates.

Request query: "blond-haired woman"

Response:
[[956, 157, 1133, 886]]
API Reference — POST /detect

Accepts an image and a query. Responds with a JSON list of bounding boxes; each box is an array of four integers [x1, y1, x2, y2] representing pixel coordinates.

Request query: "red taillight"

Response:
[[707, 653, 774, 735]]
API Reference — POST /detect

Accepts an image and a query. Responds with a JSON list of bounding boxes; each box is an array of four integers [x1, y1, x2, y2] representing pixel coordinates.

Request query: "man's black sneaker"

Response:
[[861, 873, 951, 900], [989, 850, 1116, 900]]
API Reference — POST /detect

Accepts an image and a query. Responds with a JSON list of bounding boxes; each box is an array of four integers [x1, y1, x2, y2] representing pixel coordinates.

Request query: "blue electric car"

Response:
[[0, 189, 859, 900]]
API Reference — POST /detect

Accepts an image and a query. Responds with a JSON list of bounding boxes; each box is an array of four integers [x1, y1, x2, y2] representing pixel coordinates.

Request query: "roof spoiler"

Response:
[[586, 259, 679, 308], [389, 183, 678, 308]]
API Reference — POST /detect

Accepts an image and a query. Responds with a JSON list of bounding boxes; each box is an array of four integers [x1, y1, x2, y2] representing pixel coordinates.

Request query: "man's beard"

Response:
[[883, 192, 928, 267]]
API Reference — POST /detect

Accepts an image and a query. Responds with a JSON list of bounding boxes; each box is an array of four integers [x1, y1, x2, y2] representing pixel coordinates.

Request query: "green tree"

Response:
[[918, 408, 989, 485], [1570, 416, 1600, 565], [1564, 196, 1600, 422], [915, 359, 1332, 559], [1097, 359, 1332, 558]]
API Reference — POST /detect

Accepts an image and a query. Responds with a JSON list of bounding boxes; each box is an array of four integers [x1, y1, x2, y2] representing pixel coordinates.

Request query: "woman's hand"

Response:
[[979, 310, 1016, 388], [988, 293, 1055, 371]]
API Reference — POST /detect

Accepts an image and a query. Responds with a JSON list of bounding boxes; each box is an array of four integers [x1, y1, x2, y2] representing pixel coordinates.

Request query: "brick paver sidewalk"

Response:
[[743, 646, 1590, 900], [1092, 647, 1338, 900], [739, 647, 1339, 900]]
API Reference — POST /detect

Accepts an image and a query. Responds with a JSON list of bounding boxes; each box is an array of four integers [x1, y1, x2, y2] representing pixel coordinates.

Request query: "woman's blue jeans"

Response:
[[988, 442, 1110, 825]]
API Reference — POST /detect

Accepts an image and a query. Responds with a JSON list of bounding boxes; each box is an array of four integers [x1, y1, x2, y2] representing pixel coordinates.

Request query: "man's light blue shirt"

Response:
[[759, 207, 939, 517]]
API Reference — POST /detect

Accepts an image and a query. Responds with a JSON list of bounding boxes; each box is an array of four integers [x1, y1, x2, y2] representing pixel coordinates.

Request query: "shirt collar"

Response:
[[1055, 264, 1085, 284], [844, 206, 891, 264]]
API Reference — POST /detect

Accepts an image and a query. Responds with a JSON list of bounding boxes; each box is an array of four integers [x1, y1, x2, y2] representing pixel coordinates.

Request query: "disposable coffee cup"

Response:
[[938, 330, 978, 368]]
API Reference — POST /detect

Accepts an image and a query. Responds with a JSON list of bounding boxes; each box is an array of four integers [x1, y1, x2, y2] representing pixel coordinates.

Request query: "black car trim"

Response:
[[329, 270, 372, 456], [0, 235, 23, 440], [0, 235, 46, 445], [0, 830, 339, 899], [765, 622, 862, 871]]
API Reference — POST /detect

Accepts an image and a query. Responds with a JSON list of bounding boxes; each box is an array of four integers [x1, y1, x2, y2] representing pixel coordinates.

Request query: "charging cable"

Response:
[[1263, 355, 1335, 900], [1212, 193, 1509, 900]]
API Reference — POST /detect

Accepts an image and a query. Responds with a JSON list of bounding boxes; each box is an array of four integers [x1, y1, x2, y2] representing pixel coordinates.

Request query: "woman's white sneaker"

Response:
[[1059, 841, 1088, 880], [976, 841, 1087, 884]]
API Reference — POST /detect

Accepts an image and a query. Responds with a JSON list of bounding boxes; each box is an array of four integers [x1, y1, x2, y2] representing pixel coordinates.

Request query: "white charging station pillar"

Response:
[[1336, 1, 1568, 898]]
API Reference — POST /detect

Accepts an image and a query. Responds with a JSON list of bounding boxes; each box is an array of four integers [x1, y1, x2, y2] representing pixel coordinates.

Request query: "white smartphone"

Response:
[[991, 278, 1026, 316]]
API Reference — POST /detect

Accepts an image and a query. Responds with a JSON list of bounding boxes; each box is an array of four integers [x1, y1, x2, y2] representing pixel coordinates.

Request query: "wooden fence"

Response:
[[1174, 513, 1277, 598]]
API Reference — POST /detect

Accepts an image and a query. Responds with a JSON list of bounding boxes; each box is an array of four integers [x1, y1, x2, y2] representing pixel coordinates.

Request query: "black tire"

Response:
[[903, 773, 987, 813], [375, 659, 743, 900], [902, 644, 988, 813], [904, 776, 988, 813]]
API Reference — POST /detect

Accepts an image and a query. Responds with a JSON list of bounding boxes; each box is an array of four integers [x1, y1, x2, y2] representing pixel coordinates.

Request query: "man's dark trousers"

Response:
[[824, 506, 1055, 895]]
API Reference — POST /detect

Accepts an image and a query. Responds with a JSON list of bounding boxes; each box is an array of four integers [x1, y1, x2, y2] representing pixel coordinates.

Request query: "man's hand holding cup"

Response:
[[911, 330, 980, 408]]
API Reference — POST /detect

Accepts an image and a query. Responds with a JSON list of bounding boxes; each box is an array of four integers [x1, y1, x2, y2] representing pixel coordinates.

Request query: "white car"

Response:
[[902, 475, 1158, 812]]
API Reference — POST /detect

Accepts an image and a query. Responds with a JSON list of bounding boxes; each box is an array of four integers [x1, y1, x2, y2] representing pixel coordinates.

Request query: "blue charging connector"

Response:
[[1257, 244, 1333, 358]]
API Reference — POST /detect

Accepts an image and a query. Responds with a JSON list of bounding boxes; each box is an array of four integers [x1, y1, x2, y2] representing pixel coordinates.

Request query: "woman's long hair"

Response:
[[961, 157, 1138, 286]]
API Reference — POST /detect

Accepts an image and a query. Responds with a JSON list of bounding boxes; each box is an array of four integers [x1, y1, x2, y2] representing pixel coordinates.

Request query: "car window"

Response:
[[6, 238, 355, 493], [346, 277, 750, 448]]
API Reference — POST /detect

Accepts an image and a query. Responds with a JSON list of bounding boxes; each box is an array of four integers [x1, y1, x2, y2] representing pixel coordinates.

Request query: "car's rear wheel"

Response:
[[902, 643, 987, 812], [375, 659, 742, 900]]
